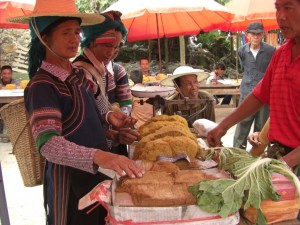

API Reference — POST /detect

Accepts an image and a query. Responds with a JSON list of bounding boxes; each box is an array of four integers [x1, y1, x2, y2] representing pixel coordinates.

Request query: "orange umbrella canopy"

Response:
[[0, 0, 35, 29], [105, 0, 234, 42], [226, 0, 279, 32]]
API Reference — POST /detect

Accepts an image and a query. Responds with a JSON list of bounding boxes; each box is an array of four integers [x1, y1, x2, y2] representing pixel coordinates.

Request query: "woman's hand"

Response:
[[107, 111, 137, 129], [93, 151, 144, 178], [117, 128, 140, 144]]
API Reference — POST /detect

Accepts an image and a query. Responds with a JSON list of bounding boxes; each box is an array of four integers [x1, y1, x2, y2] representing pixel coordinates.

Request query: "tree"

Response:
[[75, 0, 117, 13], [216, 0, 231, 5]]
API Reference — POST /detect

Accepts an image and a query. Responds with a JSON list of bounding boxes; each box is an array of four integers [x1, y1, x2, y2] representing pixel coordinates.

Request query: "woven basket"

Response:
[[0, 98, 45, 187]]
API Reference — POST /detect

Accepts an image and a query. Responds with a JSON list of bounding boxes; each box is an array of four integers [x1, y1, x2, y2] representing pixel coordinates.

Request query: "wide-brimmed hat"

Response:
[[160, 66, 209, 87], [7, 0, 104, 25]]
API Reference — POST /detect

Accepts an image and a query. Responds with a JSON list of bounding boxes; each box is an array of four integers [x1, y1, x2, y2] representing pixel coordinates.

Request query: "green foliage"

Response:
[[189, 147, 300, 225], [13, 72, 29, 82], [215, 0, 231, 5], [197, 31, 231, 65], [75, 0, 117, 13]]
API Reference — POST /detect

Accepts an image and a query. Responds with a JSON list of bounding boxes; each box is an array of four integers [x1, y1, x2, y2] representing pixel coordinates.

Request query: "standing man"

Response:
[[0, 65, 18, 88], [233, 22, 276, 149], [130, 57, 156, 84], [207, 0, 300, 170]]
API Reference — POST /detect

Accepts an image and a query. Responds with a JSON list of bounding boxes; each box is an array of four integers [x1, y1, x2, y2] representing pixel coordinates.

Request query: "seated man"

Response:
[[0, 65, 18, 88], [206, 62, 232, 104], [130, 57, 157, 129], [0, 65, 18, 142], [130, 57, 156, 84], [161, 66, 216, 127]]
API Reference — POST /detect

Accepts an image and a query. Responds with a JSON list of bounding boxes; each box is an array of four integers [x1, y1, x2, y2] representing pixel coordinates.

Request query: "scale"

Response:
[[131, 86, 214, 122]]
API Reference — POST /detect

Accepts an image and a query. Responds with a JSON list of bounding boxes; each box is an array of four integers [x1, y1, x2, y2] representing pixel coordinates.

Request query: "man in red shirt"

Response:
[[207, 0, 300, 169]]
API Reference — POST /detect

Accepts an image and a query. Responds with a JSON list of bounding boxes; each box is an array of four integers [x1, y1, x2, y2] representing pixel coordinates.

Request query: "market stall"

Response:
[[79, 114, 300, 225]]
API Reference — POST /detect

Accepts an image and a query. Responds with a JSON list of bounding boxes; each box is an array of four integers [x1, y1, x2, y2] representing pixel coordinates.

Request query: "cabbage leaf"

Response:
[[188, 147, 300, 225]]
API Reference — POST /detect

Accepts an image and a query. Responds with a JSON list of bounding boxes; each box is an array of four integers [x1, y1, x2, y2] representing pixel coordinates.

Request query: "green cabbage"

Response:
[[188, 147, 300, 225]]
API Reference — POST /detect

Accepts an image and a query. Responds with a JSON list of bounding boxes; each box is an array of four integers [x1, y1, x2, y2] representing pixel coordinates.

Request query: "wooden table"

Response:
[[0, 161, 10, 225], [239, 217, 300, 225], [199, 80, 240, 108], [0, 89, 24, 104]]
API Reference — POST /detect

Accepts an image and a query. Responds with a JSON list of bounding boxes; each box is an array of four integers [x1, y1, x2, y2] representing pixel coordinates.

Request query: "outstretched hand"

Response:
[[118, 128, 140, 144], [94, 151, 144, 178], [247, 132, 261, 147], [107, 111, 137, 129], [206, 125, 227, 147]]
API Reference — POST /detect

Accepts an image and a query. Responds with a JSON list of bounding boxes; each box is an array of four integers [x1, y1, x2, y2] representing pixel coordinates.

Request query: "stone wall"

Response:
[[0, 29, 31, 68]]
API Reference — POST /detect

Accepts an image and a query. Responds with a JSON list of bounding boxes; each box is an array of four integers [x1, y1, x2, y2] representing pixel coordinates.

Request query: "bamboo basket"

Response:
[[0, 98, 45, 187]]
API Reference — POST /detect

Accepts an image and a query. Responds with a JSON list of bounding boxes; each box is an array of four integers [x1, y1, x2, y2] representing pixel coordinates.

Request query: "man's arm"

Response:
[[283, 147, 300, 168], [207, 93, 264, 147]]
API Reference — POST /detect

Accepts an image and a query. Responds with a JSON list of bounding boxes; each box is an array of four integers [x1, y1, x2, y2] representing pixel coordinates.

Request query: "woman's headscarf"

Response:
[[28, 16, 81, 78], [80, 14, 121, 48]]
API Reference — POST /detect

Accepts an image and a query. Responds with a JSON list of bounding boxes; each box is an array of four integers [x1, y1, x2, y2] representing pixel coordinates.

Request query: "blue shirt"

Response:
[[238, 42, 276, 98]]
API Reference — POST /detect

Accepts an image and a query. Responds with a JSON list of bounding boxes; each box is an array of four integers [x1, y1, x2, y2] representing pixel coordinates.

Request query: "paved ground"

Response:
[[1, 107, 251, 225]]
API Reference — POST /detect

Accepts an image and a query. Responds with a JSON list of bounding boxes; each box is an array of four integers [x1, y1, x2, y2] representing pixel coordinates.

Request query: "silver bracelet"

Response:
[[105, 111, 113, 124]]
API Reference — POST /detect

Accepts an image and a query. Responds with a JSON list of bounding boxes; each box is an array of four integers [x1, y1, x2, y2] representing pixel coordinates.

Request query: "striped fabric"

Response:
[[113, 63, 132, 106], [95, 29, 116, 44], [24, 61, 109, 225], [253, 39, 300, 149]]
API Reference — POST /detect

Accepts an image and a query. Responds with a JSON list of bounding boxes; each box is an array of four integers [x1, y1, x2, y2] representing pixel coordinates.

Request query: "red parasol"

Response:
[[0, 0, 35, 29], [225, 0, 279, 32], [105, 0, 234, 42]]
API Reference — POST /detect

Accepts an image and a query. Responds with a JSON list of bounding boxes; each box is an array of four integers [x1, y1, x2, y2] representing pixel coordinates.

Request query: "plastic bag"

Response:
[[192, 119, 217, 137]]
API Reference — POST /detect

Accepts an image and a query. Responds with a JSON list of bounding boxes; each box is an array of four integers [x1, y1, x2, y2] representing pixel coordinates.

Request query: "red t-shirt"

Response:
[[253, 39, 300, 148]]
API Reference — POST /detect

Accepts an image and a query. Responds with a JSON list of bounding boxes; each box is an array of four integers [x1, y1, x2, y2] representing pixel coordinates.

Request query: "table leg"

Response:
[[0, 161, 10, 225]]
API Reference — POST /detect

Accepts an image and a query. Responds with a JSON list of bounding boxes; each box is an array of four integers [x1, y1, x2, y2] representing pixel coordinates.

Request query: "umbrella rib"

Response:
[[187, 10, 231, 32], [157, 13, 165, 38], [186, 11, 202, 32]]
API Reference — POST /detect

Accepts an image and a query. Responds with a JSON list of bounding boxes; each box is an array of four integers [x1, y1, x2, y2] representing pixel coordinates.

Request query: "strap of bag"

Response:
[[113, 62, 119, 85], [73, 61, 112, 111]]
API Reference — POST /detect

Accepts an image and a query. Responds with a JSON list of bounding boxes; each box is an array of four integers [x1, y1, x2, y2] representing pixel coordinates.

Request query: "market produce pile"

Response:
[[117, 115, 300, 224], [116, 161, 219, 207], [133, 115, 204, 161], [142, 73, 167, 83], [189, 147, 300, 225]]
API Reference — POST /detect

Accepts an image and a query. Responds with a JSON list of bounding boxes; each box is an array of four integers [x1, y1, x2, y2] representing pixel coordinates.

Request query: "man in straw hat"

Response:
[[74, 12, 138, 156], [8, 0, 144, 224], [160, 66, 216, 127]]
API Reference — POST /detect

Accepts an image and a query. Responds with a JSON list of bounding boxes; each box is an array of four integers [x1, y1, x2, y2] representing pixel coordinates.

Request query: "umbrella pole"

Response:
[[236, 33, 239, 83], [156, 13, 162, 72]]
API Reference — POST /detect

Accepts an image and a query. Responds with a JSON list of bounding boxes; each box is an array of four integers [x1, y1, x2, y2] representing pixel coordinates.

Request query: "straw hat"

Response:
[[7, 0, 104, 25], [160, 66, 209, 87]]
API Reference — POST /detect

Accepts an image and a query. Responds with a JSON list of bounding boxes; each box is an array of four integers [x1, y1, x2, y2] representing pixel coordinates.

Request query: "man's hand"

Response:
[[206, 125, 227, 147], [247, 132, 261, 147], [107, 111, 137, 129]]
